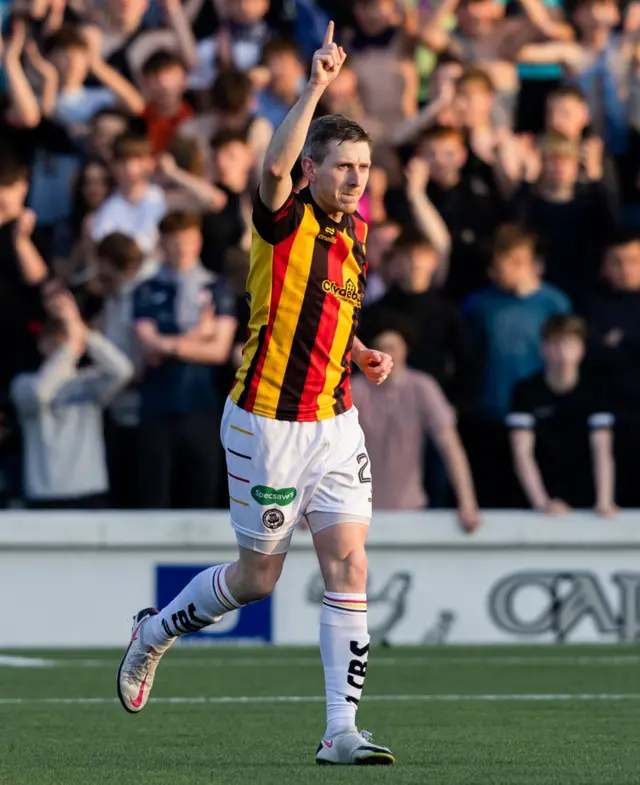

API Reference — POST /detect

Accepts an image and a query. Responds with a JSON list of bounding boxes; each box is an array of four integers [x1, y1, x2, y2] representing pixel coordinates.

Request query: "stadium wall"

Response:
[[2, 511, 640, 647]]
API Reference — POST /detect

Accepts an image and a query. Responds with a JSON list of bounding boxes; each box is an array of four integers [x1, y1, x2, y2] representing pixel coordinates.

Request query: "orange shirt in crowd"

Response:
[[143, 101, 194, 154]]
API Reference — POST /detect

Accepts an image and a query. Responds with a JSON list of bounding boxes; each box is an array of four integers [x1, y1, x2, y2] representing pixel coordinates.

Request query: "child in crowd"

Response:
[[140, 50, 193, 153], [11, 284, 133, 508], [91, 133, 166, 257], [508, 314, 617, 515]]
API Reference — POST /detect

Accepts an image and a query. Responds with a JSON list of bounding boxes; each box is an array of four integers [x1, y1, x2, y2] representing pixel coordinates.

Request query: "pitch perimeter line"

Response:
[[3, 654, 640, 669], [3, 693, 640, 706]]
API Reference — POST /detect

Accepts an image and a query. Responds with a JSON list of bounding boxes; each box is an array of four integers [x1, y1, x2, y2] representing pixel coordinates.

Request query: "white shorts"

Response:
[[221, 398, 372, 554]]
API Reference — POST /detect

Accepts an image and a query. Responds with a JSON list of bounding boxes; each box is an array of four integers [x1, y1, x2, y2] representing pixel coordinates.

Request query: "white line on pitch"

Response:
[[3, 654, 640, 669], [2, 693, 640, 706]]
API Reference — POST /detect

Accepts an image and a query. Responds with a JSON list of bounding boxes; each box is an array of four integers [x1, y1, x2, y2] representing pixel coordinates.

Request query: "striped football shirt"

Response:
[[231, 189, 368, 422]]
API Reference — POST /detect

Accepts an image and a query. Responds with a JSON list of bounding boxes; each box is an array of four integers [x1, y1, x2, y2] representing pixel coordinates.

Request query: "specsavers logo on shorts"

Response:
[[251, 485, 297, 506], [322, 279, 363, 307]]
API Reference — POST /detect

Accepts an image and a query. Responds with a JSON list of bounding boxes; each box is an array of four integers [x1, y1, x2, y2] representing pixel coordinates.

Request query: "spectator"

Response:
[[583, 229, 640, 506], [511, 132, 616, 304], [187, 0, 274, 94], [10, 283, 133, 509], [352, 328, 479, 530], [420, 124, 507, 300], [255, 38, 306, 130], [97, 232, 157, 508], [89, 0, 197, 89], [88, 107, 132, 166], [202, 130, 254, 269], [517, 0, 630, 155], [0, 177, 48, 399], [133, 211, 237, 508], [362, 227, 478, 413], [345, 0, 419, 140], [181, 69, 273, 178], [90, 132, 167, 257], [362, 218, 401, 305], [140, 50, 193, 153], [40, 25, 144, 127], [463, 223, 570, 504], [508, 314, 617, 515]]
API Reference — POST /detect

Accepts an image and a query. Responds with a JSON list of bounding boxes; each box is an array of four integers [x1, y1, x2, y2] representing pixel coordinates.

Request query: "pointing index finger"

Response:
[[323, 20, 334, 46]]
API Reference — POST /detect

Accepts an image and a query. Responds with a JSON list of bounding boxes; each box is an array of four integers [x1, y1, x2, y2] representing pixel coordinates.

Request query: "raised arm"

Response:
[[405, 157, 451, 287], [260, 21, 346, 212], [84, 28, 145, 115], [4, 20, 42, 128]]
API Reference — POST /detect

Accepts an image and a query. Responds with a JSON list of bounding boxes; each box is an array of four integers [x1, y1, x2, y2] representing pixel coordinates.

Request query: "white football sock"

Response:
[[145, 564, 242, 648], [320, 592, 370, 738]]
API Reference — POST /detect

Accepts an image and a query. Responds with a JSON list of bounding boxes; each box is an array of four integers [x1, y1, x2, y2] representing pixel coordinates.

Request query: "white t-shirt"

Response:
[[55, 87, 115, 126], [91, 185, 167, 256]]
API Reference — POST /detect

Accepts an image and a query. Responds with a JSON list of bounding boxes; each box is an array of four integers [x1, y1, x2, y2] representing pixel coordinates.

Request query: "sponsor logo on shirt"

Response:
[[322, 278, 363, 307], [251, 485, 297, 506]]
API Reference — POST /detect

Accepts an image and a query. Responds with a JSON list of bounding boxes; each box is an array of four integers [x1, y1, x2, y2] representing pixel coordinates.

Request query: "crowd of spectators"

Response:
[[1, 0, 640, 521]]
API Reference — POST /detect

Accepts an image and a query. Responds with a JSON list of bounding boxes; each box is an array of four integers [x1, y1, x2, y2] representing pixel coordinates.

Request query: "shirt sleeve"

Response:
[[419, 375, 456, 435], [132, 281, 157, 321], [506, 382, 535, 429], [211, 279, 237, 319], [252, 190, 306, 246]]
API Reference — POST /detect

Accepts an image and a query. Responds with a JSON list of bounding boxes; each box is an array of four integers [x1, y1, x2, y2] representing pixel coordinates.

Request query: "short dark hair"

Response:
[[302, 114, 372, 163], [0, 154, 29, 187], [547, 84, 588, 105], [141, 49, 186, 77], [113, 132, 153, 160], [42, 25, 88, 55], [261, 37, 302, 62], [542, 314, 587, 343], [90, 107, 132, 128], [96, 233, 144, 270], [607, 227, 640, 250], [493, 223, 537, 258], [168, 135, 205, 175], [457, 66, 495, 94], [210, 129, 248, 151], [387, 229, 435, 257], [210, 70, 253, 114], [159, 211, 203, 235]]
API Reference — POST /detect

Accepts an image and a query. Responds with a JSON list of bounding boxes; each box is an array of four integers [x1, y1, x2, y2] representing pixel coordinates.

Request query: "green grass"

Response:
[[1, 645, 639, 784]]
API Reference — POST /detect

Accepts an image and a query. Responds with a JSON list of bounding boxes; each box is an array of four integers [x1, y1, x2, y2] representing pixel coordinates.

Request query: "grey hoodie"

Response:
[[11, 331, 134, 501]]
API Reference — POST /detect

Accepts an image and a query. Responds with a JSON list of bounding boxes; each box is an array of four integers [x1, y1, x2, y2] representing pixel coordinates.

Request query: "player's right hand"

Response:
[[309, 21, 346, 88]]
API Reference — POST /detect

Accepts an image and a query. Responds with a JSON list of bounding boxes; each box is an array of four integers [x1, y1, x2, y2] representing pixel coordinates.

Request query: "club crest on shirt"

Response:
[[262, 509, 285, 530], [322, 278, 363, 307]]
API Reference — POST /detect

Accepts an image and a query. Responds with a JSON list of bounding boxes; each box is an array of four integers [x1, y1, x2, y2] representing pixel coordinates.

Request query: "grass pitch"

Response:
[[0, 645, 639, 784]]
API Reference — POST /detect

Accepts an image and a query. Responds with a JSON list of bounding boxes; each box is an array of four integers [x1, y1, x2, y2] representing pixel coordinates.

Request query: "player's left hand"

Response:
[[358, 350, 393, 385]]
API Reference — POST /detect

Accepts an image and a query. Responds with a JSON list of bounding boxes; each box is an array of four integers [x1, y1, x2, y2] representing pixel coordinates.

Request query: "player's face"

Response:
[[306, 140, 372, 216], [542, 335, 585, 367]]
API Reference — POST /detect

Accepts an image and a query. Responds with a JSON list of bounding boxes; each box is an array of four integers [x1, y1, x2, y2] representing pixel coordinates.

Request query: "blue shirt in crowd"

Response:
[[463, 283, 571, 420], [133, 261, 236, 421]]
